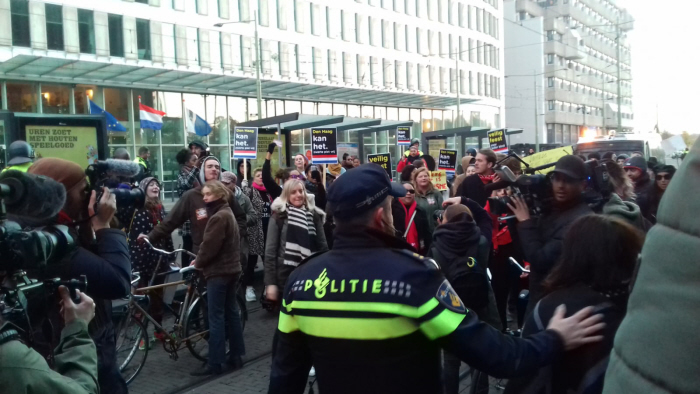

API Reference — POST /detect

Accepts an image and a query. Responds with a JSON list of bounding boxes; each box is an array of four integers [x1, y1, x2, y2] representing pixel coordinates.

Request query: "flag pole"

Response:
[[138, 95, 142, 135], [243, 159, 247, 181]]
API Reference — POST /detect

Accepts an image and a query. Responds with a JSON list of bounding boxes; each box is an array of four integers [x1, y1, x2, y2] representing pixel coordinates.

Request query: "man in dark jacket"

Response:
[[456, 149, 498, 207], [623, 156, 653, 219], [506, 155, 593, 317], [142, 156, 246, 254], [28, 158, 132, 394]]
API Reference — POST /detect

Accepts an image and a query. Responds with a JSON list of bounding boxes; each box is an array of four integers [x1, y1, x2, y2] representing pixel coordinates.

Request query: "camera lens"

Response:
[[110, 188, 146, 210]]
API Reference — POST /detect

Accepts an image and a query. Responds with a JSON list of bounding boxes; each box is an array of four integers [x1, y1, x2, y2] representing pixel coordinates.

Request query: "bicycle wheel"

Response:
[[184, 295, 210, 362], [468, 369, 491, 394], [115, 314, 149, 385]]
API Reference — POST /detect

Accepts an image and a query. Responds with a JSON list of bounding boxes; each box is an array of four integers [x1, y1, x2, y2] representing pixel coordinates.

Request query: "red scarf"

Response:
[[400, 201, 419, 250], [252, 182, 267, 193], [479, 173, 495, 185]]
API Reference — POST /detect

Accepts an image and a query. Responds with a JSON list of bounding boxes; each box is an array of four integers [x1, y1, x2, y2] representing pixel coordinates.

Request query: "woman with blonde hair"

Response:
[[264, 179, 328, 303], [412, 167, 444, 234]]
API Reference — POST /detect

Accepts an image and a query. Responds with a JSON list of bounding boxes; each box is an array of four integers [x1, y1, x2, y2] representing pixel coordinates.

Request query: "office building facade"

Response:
[[504, 0, 633, 148], [0, 0, 505, 183]]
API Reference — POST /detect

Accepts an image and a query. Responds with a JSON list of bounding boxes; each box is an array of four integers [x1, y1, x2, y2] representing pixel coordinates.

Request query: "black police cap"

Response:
[[8, 140, 34, 165], [327, 164, 406, 219]]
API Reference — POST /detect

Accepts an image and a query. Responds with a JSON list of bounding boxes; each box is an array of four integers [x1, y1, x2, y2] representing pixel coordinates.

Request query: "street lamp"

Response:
[[214, 17, 262, 119]]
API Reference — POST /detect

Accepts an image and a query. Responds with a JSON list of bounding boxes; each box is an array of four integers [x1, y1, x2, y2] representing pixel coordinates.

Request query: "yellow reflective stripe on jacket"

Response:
[[419, 309, 466, 340], [281, 315, 420, 340], [282, 298, 439, 319]]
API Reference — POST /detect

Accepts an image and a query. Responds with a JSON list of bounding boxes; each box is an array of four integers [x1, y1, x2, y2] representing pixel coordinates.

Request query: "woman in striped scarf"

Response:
[[263, 179, 328, 303]]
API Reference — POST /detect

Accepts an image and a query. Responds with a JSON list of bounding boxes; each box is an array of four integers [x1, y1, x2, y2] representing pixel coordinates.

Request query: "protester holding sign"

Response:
[[488, 129, 508, 154], [412, 167, 444, 234], [311, 128, 338, 165], [397, 126, 412, 147]]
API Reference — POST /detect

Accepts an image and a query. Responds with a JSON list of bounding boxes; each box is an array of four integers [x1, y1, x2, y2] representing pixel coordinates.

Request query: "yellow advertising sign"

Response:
[[521, 146, 574, 174], [256, 134, 287, 173], [26, 125, 99, 167], [430, 170, 448, 191]]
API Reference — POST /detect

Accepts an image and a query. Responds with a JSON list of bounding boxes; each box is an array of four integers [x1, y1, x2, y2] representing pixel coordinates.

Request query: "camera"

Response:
[[86, 160, 146, 210]]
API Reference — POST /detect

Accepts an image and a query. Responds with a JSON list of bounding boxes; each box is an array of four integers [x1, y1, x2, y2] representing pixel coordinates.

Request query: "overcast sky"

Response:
[[623, 0, 699, 134]]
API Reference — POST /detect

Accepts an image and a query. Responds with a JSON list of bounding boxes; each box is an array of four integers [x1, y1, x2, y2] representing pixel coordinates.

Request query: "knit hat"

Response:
[[28, 157, 86, 193], [138, 177, 159, 192], [221, 171, 237, 185], [623, 156, 648, 173], [654, 165, 676, 176], [551, 155, 587, 180]]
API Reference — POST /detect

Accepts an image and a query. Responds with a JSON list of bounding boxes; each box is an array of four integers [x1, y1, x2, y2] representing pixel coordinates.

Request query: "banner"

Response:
[[430, 170, 448, 191], [397, 126, 411, 146], [488, 129, 508, 153], [437, 149, 457, 174], [367, 153, 392, 180], [428, 139, 446, 160], [521, 146, 574, 174], [26, 125, 99, 167], [311, 127, 338, 164], [233, 127, 258, 159]]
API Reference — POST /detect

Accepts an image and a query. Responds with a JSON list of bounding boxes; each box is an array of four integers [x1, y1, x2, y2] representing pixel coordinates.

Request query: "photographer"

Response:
[[0, 287, 99, 394], [28, 158, 131, 394], [506, 156, 592, 316]]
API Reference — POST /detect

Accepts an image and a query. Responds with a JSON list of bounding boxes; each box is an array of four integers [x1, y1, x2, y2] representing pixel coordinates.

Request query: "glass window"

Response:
[[361, 105, 373, 118], [41, 85, 71, 114], [134, 89, 160, 145], [207, 95, 228, 145], [227, 97, 247, 125], [248, 97, 264, 119], [158, 91, 184, 144], [318, 103, 332, 115], [387, 107, 398, 120], [102, 87, 131, 145], [11, 0, 30, 47], [301, 101, 315, 114], [78, 9, 95, 54], [108, 15, 124, 57], [7, 83, 37, 113], [136, 19, 151, 60], [45, 4, 64, 51], [285, 100, 301, 114], [347, 105, 360, 117], [276, 100, 285, 116], [73, 85, 95, 114], [333, 104, 346, 116]]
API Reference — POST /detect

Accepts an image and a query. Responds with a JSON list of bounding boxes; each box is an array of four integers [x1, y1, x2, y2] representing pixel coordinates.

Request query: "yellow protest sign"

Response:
[[430, 170, 448, 191], [26, 125, 99, 167], [521, 146, 574, 174]]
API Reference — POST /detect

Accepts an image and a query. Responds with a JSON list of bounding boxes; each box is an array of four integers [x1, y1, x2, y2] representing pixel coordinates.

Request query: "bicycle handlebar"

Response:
[[509, 257, 530, 273], [142, 237, 197, 259]]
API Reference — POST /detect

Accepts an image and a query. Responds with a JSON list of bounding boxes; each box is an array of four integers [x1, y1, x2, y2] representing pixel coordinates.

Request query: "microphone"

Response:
[[485, 180, 512, 194], [90, 159, 141, 178], [524, 162, 557, 174], [0, 170, 67, 222], [496, 166, 517, 183]]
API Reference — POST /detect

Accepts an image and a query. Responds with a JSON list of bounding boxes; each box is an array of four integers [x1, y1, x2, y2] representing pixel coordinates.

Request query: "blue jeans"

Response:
[[206, 274, 245, 367]]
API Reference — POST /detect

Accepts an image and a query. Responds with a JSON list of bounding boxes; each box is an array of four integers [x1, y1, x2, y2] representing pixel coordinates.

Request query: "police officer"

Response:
[[2, 140, 34, 173], [133, 146, 152, 182], [269, 164, 606, 394]]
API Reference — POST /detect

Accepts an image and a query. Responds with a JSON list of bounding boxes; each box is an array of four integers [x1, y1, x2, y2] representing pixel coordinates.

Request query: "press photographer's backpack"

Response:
[[430, 240, 490, 311]]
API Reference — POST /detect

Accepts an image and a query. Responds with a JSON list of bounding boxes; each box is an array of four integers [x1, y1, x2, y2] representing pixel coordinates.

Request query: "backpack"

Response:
[[430, 240, 490, 311]]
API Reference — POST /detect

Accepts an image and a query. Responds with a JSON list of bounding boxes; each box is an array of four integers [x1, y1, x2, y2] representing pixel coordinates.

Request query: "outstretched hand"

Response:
[[547, 305, 605, 351]]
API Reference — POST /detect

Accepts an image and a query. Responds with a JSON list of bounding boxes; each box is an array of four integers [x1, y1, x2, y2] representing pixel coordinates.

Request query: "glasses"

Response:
[[405, 189, 416, 194], [656, 174, 672, 181]]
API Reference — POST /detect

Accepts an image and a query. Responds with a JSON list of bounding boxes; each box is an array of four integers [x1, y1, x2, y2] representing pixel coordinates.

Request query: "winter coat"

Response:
[[602, 193, 651, 232], [517, 200, 593, 315], [264, 195, 328, 289], [506, 285, 628, 394], [262, 158, 283, 200], [0, 320, 99, 394], [194, 199, 241, 279], [414, 187, 444, 234], [632, 172, 653, 221], [429, 213, 501, 330], [243, 183, 269, 256], [148, 185, 245, 255], [127, 205, 175, 280], [391, 198, 431, 255], [455, 174, 490, 207], [603, 139, 700, 394]]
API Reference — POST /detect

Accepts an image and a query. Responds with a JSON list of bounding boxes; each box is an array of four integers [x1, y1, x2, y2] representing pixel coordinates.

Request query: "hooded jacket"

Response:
[[603, 139, 700, 394], [602, 194, 650, 232], [264, 194, 329, 288], [194, 199, 241, 279], [198, 156, 248, 238]]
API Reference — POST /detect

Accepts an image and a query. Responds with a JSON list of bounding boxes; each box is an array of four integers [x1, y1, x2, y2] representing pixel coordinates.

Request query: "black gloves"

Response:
[[267, 143, 277, 154]]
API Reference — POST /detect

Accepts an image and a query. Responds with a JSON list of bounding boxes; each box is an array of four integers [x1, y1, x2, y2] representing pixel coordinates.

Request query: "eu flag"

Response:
[[89, 99, 127, 132]]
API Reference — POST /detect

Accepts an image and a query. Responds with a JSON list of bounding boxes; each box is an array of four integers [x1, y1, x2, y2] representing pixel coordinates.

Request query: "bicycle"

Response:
[[114, 239, 248, 384]]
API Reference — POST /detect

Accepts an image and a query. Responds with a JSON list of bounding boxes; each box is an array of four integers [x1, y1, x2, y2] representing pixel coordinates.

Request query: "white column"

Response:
[[0, 0, 11, 47], [29, 1, 47, 50], [1, 81, 7, 110], [123, 16, 138, 60], [69, 85, 76, 114], [94, 12, 109, 57], [150, 21, 163, 63], [36, 83, 43, 113], [63, 6, 79, 54]]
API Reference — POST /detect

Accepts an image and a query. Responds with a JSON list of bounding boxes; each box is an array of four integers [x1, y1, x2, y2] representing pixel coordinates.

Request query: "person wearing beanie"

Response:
[[127, 177, 174, 343], [645, 164, 676, 224], [506, 155, 593, 314], [623, 156, 653, 218], [28, 158, 131, 394]]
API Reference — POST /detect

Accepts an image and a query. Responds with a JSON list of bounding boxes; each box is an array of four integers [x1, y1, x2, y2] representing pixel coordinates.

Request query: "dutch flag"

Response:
[[139, 103, 166, 130]]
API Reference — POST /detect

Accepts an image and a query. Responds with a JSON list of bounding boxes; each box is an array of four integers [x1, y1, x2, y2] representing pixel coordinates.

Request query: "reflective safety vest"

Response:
[[1, 162, 32, 173]]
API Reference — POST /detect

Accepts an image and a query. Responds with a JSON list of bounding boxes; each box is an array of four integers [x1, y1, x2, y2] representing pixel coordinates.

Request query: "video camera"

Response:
[[487, 154, 612, 217], [0, 174, 85, 343], [85, 159, 146, 210]]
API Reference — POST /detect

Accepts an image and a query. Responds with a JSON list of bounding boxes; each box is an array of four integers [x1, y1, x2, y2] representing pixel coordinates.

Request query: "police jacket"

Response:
[[269, 227, 565, 394]]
